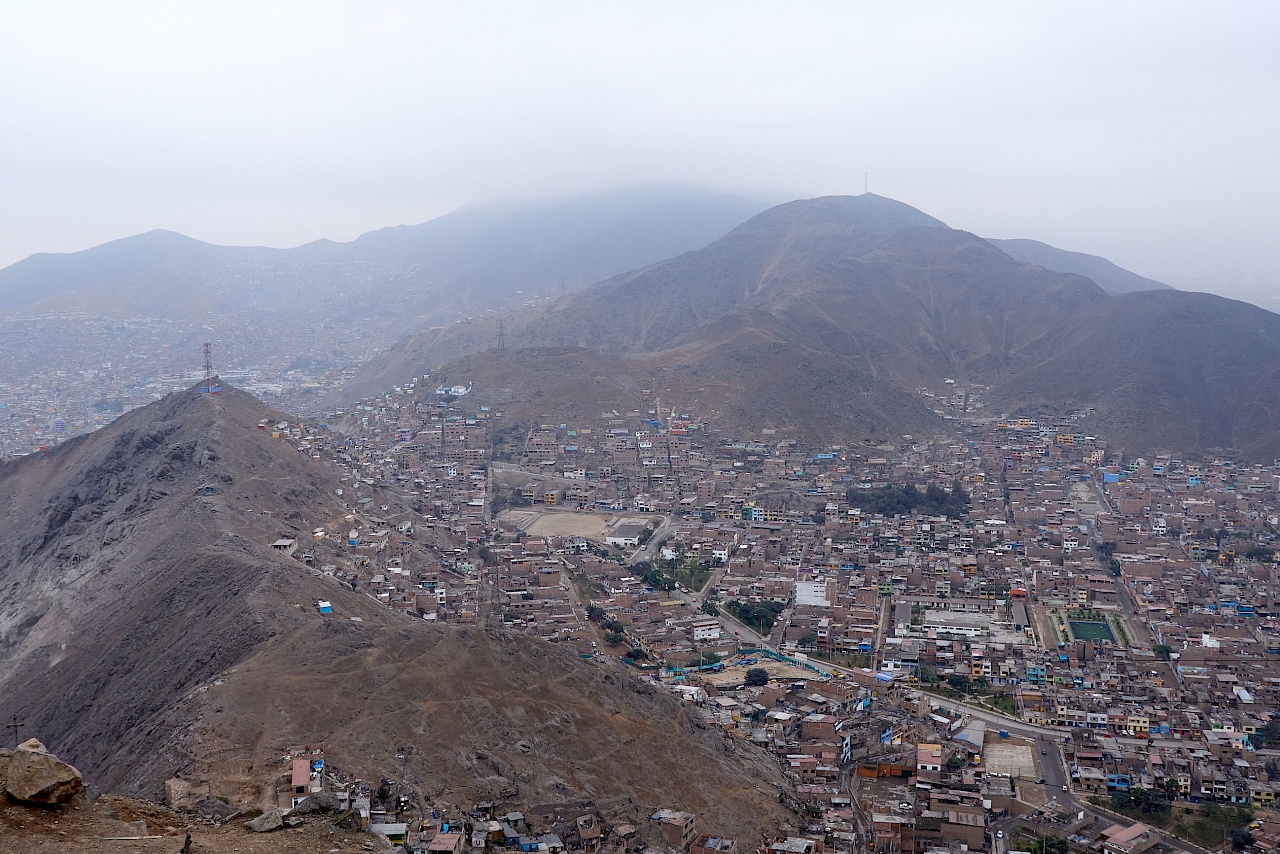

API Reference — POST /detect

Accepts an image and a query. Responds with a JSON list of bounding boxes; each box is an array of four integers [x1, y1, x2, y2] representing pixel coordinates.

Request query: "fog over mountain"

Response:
[[4, 6, 1280, 851], [3, 4, 1278, 294], [0, 186, 767, 330]]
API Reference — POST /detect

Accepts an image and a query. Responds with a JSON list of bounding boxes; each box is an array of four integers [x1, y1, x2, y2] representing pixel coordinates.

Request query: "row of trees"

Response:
[[1110, 786, 1171, 816], [845, 478, 970, 520], [633, 561, 675, 591]]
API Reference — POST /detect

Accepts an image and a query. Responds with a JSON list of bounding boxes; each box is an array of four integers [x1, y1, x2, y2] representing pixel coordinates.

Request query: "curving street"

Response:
[[918, 693, 1212, 854]]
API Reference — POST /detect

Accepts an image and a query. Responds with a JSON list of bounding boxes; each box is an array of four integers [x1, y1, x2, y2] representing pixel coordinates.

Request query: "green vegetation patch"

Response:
[[845, 477, 970, 519], [670, 561, 713, 593], [725, 599, 786, 635]]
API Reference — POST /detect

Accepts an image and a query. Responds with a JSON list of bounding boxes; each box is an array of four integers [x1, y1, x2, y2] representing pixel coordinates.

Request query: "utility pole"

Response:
[[5, 714, 24, 748]]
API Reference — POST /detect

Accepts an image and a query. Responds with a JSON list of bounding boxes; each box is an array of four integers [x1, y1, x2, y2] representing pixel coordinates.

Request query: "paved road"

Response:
[[942, 701, 1218, 850], [626, 514, 675, 566], [920, 693, 1210, 854]]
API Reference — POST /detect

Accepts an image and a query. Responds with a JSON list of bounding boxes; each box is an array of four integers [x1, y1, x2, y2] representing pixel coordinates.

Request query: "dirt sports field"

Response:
[[515, 511, 613, 539]]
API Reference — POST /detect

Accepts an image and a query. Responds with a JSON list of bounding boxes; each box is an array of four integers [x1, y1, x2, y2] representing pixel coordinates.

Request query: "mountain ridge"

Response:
[[336, 194, 1280, 459], [0, 186, 770, 320], [0, 383, 793, 834], [989, 237, 1171, 295]]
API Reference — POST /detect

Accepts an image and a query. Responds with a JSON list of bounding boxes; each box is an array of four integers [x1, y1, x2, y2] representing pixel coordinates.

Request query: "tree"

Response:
[[1131, 788, 1169, 816], [586, 604, 606, 622], [1153, 644, 1172, 659], [1251, 718, 1280, 748], [1229, 829, 1254, 850], [603, 630, 625, 646], [946, 753, 965, 771], [947, 673, 970, 691], [744, 667, 769, 687], [700, 601, 719, 617], [726, 599, 786, 635]]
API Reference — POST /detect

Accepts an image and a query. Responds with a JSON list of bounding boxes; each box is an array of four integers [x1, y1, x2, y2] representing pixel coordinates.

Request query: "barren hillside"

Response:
[[0, 384, 794, 836], [337, 194, 1280, 459]]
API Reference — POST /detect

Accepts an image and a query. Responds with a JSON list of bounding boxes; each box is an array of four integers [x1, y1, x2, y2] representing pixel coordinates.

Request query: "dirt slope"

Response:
[[183, 621, 790, 836], [0, 384, 794, 836]]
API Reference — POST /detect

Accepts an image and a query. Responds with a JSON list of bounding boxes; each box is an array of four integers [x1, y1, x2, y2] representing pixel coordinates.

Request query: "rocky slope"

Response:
[[988, 238, 1171, 295], [994, 288, 1280, 459], [0, 384, 792, 835], [339, 194, 1280, 458]]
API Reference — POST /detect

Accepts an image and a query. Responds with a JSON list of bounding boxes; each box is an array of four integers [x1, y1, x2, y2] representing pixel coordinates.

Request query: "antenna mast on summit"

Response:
[[198, 342, 222, 395], [864, 172, 869, 194]]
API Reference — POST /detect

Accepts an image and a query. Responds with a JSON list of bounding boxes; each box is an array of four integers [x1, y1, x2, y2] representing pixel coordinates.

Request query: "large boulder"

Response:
[[246, 807, 285, 832], [289, 791, 342, 814], [6, 738, 83, 805], [193, 797, 242, 821]]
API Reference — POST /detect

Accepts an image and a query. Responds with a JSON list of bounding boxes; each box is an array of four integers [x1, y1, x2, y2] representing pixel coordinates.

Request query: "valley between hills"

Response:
[[2, 191, 1280, 853]]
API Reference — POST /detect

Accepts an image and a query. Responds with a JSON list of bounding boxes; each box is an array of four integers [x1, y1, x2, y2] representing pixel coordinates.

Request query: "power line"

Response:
[[5, 714, 24, 748]]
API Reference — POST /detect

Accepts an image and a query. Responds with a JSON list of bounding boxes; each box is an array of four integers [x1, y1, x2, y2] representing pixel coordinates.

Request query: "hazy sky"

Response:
[[2, 2, 1278, 290]]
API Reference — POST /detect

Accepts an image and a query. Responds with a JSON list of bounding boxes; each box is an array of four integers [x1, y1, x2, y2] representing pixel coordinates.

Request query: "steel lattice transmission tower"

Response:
[[198, 342, 222, 394]]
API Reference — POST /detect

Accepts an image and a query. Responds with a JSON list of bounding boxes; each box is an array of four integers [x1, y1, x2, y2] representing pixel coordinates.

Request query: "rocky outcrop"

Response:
[[6, 738, 84, 804], [290, 791, 342, 814]]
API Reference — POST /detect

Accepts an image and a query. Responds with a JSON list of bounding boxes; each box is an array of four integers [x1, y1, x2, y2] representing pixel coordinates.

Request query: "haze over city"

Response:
[[5, 5, 1280, 854], [3, 2, 1278, 298]]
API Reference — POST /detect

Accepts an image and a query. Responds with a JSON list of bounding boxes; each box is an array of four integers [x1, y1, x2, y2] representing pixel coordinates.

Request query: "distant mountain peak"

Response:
[[734, 194, 948, 236]]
